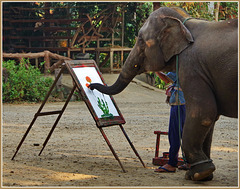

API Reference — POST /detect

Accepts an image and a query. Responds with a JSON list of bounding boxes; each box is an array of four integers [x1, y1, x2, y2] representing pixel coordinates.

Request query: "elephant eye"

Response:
[[134, 64, 141, 70]]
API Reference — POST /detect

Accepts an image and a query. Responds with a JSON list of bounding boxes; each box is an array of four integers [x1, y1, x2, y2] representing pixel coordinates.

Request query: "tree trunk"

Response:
[[215, 2, 220, 22]]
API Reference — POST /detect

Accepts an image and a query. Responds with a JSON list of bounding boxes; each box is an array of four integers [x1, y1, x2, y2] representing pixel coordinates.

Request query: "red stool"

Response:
[[152, 131, 184, 166]]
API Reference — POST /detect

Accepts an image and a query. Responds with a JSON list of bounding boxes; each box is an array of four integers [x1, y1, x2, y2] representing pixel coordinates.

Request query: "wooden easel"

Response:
[[12, 59, 145, 172]]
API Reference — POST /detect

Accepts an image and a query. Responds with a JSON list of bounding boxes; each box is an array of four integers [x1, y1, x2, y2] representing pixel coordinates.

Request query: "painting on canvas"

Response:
[[72, 66, 119, 119]]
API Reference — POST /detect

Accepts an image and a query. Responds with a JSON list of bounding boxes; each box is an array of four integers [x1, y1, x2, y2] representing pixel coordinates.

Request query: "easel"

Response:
[[12, 59, 145, 172]]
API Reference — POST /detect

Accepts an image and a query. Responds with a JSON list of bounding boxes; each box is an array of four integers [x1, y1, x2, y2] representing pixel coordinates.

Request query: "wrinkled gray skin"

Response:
[[89, 7, 238, 181]]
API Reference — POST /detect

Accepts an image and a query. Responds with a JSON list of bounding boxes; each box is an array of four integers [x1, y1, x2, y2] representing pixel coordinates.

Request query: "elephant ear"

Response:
[[158, 16, 194, 62]]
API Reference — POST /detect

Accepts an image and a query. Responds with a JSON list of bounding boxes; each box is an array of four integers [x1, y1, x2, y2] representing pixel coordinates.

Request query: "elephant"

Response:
[[89, 7, 238, 181]]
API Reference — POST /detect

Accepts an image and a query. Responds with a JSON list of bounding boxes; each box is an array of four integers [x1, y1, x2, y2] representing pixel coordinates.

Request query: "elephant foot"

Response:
[[185, 160, 215, 181]]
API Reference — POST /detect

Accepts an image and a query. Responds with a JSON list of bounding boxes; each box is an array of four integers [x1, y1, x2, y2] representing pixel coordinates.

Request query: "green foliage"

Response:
[[162, 2, 238, 21], [154, 74, 166, 90], [124, 2, 153, 47], [2, 59, 53, 102], [149, 72, 167, 90], [163, 2, 214, 20], [218, 2, 238, 20]]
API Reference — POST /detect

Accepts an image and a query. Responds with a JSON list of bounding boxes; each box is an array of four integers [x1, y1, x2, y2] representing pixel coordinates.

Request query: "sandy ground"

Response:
[[2, 74, 238, 187]]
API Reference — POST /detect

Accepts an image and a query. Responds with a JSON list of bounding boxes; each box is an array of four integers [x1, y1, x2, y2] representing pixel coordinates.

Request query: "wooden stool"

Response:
[[152, 131, 184, 166]]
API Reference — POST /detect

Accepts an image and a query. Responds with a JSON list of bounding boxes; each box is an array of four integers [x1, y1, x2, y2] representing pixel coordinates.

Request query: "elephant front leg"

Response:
[[202, 115, 219, 159], [202, 122, 216, 159], [182, 101, 217, 181]]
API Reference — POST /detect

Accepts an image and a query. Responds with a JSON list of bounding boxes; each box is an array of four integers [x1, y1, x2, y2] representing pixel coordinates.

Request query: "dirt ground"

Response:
[[2, 74, 238, 187]]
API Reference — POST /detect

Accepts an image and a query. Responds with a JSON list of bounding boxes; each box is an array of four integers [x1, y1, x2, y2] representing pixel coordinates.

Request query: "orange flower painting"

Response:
[[86, 76, 92, 83], [85, 76, 92, 88]]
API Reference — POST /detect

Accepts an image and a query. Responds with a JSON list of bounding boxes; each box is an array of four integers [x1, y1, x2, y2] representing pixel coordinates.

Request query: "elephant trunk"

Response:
[[89, 43, 141, 95], [89, 73, 133, 95]]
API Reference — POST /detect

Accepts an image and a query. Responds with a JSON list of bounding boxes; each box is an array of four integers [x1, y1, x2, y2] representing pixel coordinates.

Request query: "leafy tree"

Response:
[[162, 2, 238, 21], [124, 2, 153, 47], [218, 2, 238, 20]]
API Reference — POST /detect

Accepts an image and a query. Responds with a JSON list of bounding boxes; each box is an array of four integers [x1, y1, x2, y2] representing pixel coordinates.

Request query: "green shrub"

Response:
[[154, 73, 167, 90], [2, 59, 53, 102], [149, 72, 167, 90]]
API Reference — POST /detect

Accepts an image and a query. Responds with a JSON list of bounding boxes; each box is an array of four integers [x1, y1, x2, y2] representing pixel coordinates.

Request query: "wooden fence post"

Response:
[[44, 51, 51, 74]]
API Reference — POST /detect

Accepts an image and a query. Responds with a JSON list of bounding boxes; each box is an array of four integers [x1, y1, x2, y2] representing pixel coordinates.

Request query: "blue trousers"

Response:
[[168, 105, 186, 167]]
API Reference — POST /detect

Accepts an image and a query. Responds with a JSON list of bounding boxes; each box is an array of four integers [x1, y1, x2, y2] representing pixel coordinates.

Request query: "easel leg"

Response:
[[12, 117, 37, 160], [11, 67, 65, 160], [119, 124, 146, 168], [39, 84, 77, 156], [99, 127, 126, 173]]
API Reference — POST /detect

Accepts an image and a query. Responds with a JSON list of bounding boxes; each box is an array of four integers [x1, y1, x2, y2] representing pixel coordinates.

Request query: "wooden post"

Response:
[[67, 49, 70, 58], [121, 11, 124, 47], [121, 50, 123, 68], [35, 58, 39, 68], [112, 32, 114, 47], [110, 49, 113, 73], [44, 51, 51, 74]]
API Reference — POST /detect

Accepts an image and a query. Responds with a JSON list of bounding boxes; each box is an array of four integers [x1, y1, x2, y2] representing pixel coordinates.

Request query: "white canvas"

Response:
[[73, 67, 119, 118]]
